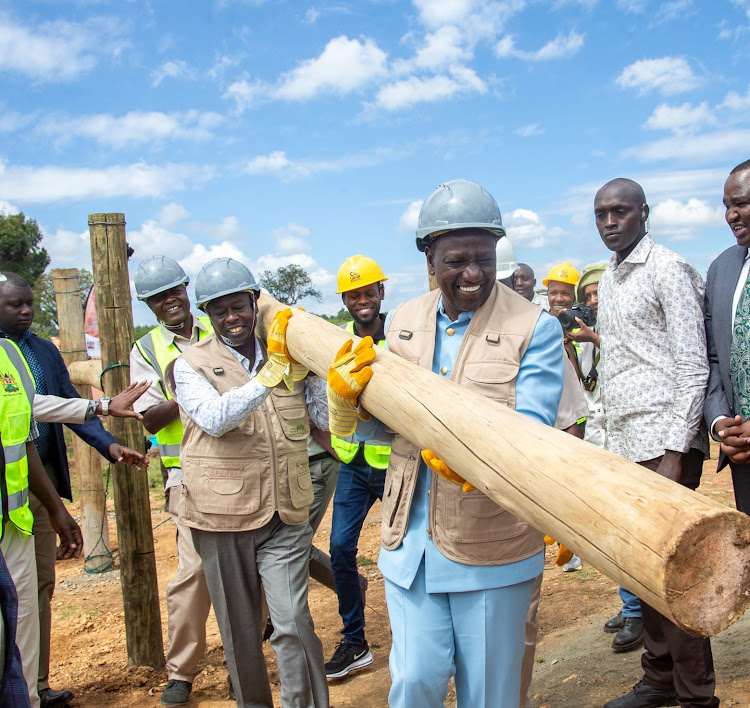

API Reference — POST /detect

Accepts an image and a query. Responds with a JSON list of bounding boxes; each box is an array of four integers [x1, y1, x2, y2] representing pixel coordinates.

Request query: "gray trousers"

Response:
[[308, 454, 339, 590], [192, 515, 329, 708]]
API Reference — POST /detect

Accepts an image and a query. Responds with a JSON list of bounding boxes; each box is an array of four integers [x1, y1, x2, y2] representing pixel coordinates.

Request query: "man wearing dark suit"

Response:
[[705, 159, 750, 516], [0, 271, 145, 708]]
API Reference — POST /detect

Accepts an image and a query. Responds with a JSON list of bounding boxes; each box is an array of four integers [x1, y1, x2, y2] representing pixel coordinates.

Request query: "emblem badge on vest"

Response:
[[2, 372, 20, 393]]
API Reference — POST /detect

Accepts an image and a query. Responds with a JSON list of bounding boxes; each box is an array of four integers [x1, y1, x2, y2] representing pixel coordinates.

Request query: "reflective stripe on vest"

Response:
[[135, 317, 213, 468], [0, 339, 35, 537], [330, 322, 391, 469]]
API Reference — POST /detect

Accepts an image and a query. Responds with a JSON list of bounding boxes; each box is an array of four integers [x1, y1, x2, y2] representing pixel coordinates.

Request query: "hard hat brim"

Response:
[[416, 225, 506, 252]]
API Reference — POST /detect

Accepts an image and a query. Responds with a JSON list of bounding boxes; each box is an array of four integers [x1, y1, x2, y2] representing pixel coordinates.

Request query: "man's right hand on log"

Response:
[[421, 450, 476, 492], [327, 336, 376, 437]]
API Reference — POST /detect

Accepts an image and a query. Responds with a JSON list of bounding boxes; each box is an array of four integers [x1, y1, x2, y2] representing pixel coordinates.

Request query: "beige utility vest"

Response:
[[383, 282, 545, 565], [165, 334, 313, 532]]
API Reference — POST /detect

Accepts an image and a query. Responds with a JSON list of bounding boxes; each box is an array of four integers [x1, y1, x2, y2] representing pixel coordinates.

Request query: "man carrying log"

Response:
[[594, 178, 715, 708], [326, 179, 565, 706], [165, 257, 329, 708]]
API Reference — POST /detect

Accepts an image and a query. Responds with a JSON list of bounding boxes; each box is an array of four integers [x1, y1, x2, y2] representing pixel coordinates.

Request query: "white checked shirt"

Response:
[[597, 234, 709, 462]]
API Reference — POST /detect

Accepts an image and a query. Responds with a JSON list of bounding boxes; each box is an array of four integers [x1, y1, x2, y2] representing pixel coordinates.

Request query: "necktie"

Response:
[[730, 271, 750, 419]]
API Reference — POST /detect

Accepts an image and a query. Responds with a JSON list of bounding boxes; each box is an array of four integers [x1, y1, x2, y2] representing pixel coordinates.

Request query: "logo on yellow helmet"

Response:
[[337, 255, 388, 294]]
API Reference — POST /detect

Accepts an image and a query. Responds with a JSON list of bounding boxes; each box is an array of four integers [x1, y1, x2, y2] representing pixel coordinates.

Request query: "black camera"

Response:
[[558, 303, 596, 331]]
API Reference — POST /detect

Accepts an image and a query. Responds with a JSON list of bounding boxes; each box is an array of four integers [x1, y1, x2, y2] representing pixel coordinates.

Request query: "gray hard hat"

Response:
[[416, 179, 506, 252], [134, 256, 189, 301], [496, 236, 517, 280], [194, 257, 260, 310]]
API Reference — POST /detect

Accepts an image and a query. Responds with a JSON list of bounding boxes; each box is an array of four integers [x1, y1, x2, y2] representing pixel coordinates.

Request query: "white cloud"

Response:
[[127, 221, 196, 261], [643, 102, 715, 133], [157, 202, 190, 228], [255, 252, 318, 273], [495, 30, 584, 61], [397, 200, 423, 233], [503, 208, 565, 249], [272, 222, 311, 254], [721, 85, 750, 113], [0, 199, 19, 214], [0, 15, 128, 82], [395, 25, 472, 73], [37, 110, 224, 148], [150, 60, 197, 87], [243, 147, 401, 180], [374, 65, 485, 111], [616, 56, 700, 96], [652, 0, 694, 25], [204, 216, 244, 242], [0, 161, 215, 203], [649, 198, 724, 241], [622, 129, 750, 163], [223, 78, 268, 114], [516, 123, 545, 137], [40, 229, 91, 270], [304, 8, 320, 23], [178, 241, 254, 277], [617, 0, 647, 12], [732, 0, 750, 18], [0, 111, 29, 133], [275, 35, 387, 101]]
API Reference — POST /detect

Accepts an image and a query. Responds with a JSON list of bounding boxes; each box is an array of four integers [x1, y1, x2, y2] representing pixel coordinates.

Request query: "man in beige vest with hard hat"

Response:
[[326, 180, 565, 707], [166, 257, 329, 708]]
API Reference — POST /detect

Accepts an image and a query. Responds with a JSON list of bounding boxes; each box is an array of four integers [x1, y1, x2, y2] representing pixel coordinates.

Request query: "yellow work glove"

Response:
[[327, 337, 377, 437], [544, 535, 574, 567], [255, 309, 309, 391], [421, 450, 476, 492]]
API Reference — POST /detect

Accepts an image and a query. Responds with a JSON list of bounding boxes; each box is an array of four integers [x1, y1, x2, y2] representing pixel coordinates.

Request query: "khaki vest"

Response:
[[165, 334, 312, 532], [382, 282, 544, 565]]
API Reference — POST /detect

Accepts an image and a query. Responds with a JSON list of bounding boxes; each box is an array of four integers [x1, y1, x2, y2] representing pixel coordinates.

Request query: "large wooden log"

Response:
[[256, 294, 750, 636], [88, 213, 164, 668], [68, 359, 102, 390], [51, 269, 112, 573]]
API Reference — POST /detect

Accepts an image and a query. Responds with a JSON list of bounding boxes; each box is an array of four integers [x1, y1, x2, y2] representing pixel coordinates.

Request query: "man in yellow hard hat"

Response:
[[543, 262, 582, 384], [325, 255, 391, 679]]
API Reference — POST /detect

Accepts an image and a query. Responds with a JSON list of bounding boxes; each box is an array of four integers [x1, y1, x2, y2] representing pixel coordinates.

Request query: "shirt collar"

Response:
[[158, 314, 205, 346], [436, 295, 473, 323], [610, 233, 655, 270], [0, 329, 31, 343]]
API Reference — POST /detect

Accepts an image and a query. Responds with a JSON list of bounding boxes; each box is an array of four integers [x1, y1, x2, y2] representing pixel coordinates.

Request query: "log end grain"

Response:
[[665, 509, 750, 636]]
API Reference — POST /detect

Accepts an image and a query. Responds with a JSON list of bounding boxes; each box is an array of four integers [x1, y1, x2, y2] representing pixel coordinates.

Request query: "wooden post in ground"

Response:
[[87, 213, 163, 667], [51, 268, 112, 573], [256, 294, 750, 637]]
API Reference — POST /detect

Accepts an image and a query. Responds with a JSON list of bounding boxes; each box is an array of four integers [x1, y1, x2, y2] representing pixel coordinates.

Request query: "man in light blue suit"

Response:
[[327, 179, 564, 707]]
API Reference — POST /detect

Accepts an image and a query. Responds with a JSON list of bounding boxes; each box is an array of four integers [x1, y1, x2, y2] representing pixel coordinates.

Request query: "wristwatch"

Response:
[[99, 397, 111, 416]]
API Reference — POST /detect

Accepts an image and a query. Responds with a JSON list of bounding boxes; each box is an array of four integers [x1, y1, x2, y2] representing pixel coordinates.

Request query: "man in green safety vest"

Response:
[[325, 255, 391, 680], [0, 290, 82, 708], [129, 256, 213, 707]]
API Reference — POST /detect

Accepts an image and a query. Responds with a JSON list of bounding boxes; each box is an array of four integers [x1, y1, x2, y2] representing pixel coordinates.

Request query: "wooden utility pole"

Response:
[[256, 295, 750, 637], [87, 213, 163, 667], [51, 269, 112, 573]]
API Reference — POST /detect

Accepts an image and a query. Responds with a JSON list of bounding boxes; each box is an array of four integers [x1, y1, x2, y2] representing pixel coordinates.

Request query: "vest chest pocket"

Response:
[[271, 389, 310, 441], [446, 491, 528, 543], [183, 455, 260, 516], [286, 453, 313, 509], [382, 449, 412, 528], [462, 360, 519, 405]]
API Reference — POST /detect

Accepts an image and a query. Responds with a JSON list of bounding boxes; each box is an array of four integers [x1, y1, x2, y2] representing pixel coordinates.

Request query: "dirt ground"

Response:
[[50, 446, 750, 707]]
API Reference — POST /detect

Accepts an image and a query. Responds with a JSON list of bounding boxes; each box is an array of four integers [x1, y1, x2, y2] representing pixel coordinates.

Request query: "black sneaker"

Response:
[[325, 639, 373, 679], [604, 681, 678, 708]]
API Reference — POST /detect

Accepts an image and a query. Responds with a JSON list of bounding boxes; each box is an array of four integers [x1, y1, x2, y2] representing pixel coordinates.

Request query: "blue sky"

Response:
[[2, 0, 749, 325]]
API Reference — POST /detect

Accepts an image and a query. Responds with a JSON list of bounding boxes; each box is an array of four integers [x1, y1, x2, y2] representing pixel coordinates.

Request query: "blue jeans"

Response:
[[620, 586, 642, 618], [329, 460, 386, 644]]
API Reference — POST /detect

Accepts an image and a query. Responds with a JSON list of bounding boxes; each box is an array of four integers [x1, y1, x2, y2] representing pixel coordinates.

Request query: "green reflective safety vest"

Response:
[[0, 338, 36, 537], [330, 321, 391, 469], [134, 317, 213, 468]]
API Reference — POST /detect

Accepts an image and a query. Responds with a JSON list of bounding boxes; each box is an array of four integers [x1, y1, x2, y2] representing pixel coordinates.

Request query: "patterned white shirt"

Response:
[[172, 336, 328, 437], [597, 234, 708, 462]]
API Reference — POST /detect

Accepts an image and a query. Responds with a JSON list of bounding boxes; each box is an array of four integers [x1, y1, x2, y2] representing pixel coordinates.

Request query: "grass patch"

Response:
[[357, 555, 374, 567]]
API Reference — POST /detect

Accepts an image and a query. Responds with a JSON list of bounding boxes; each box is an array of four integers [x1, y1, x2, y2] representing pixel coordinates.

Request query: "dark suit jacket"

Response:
[[704, 243, 748, 471], [22, 333, 117, 500]]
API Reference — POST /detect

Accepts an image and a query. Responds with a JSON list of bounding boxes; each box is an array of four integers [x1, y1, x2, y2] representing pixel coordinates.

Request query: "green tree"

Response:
[[0, 213, 50, 284], [259, 264, 322, 305], [318, 308, 353, 325], [32, 269, 94, 339], [133, 324, 154, 340]]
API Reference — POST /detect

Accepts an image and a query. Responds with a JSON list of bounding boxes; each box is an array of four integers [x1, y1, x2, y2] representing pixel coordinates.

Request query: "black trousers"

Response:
[[636, 449, 718, 708], [729, 461, 750, 515]]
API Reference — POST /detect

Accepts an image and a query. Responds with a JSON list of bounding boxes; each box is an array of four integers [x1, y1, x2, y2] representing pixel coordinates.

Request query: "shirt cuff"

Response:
[[84, 400, 99, 422], [664, 427, 694, 455], [710, 415, 729, 441]]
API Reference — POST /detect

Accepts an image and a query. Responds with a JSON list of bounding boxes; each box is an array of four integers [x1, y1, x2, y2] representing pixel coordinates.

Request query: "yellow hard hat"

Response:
[[543, 262, 580, 288], [336, 255, 388, 294]]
